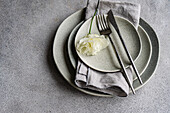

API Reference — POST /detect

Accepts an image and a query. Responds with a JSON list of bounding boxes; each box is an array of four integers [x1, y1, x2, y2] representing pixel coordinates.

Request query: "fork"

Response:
[[96, 14, 136, 94]]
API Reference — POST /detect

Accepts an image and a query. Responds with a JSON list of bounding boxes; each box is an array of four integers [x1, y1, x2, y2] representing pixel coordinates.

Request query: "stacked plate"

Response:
[[53, 8, 159, 97]]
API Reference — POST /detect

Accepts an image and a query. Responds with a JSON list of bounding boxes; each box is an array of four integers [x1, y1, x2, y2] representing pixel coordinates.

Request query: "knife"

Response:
[[108, 10, 143, 85]]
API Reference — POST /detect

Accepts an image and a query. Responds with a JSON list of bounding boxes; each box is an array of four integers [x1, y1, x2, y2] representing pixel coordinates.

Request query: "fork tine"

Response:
[[96, 15, 101, 32], [100, 15, 106, 30], [103, 15, 109, 29], [98, 15, 105, 31], [101, 15, 107, 30]]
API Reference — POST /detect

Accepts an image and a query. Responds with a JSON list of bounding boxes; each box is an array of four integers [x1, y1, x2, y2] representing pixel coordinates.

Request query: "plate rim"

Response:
[[132, 18, 160, 91]]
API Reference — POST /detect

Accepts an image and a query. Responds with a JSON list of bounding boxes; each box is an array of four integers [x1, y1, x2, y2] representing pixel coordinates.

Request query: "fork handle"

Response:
[[108, 35, 136, 94]]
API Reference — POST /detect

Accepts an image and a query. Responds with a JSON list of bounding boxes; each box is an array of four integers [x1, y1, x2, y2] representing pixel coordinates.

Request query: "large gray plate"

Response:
[[53, 8, 159, 97]]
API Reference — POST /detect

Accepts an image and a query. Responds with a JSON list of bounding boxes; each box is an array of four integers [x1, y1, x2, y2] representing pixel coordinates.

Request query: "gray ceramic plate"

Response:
[[53, 8, 159, 97], [68, 22, 152, 80], [74, 16, 141, 72]]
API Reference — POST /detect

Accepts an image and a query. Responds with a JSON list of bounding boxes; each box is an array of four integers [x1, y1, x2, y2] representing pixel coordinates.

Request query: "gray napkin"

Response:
[[86, 0, 141, 28], [75, 0, 141, 97]]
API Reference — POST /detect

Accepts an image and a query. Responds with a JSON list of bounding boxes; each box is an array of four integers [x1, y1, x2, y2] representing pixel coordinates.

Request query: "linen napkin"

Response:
[[75, 0, 141, 97]]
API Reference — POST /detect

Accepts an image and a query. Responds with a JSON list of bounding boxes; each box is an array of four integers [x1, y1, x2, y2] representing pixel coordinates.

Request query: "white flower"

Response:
[[76, 34, 109, 56]]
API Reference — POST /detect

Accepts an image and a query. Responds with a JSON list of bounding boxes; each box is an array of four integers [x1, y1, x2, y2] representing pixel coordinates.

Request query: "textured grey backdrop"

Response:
[[0, 0, 170, 113]]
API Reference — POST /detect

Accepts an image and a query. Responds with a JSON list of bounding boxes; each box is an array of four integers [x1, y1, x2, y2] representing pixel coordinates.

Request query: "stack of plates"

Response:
[[53, 8, 159, 97]]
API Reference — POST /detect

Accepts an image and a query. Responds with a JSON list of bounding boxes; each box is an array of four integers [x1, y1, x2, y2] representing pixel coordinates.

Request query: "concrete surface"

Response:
[[0, 0, 170, 113]]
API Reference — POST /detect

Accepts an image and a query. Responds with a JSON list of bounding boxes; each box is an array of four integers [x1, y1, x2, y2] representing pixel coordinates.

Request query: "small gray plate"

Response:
[[74, 16, 141, 72]]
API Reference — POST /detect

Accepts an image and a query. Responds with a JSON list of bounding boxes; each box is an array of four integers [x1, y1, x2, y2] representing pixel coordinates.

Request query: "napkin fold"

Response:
[[75, 0, 141, 97]]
